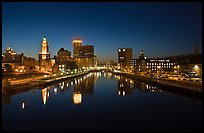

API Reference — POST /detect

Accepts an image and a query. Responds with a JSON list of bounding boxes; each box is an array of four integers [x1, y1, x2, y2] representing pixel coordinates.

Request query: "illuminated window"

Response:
[[120, 57, 124, 60]]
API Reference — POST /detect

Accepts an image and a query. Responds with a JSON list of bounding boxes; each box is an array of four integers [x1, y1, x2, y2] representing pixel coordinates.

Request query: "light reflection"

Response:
[[122, 91, 125, 96], [42, 88, 48, 106], [73, 93, 82, 105], [54, 88, 57, 94], [22, 102, 25, 109]]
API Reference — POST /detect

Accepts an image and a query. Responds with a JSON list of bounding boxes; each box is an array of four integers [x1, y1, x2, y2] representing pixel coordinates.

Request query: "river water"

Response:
[[2, 72, 202, 131]]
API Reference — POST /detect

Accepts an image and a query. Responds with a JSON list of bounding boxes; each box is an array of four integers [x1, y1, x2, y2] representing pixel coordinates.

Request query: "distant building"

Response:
[[76, 45, 95, 68], [57, 48, 72, 63], [53, 48, 79, 74], [73, 38, 82, 58], [130, 50, 175, 73], [2, 47, 24, 72], [73, 38, 97, 68], [177, 64, 202, 78], [23, 57, 38, 72], [51, 58, 55, 67], [38, 36, 52, 73], [76, 56, 94, 68], [106, 60, 114, 69], [2, 47, 24, 65], [78, 45, 94, 57], [117, 48, 132, 71], [39, 36, 50, 61]]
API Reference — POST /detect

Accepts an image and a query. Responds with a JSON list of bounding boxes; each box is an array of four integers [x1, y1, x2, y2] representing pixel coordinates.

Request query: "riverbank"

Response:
[[112, 71, 202, 93], [2, 70, 94, 95]]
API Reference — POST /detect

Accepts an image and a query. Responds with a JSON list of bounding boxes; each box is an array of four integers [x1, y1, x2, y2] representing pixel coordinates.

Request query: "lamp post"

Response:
[[177, 65, 180, 75], [194, 65, 199, 76]]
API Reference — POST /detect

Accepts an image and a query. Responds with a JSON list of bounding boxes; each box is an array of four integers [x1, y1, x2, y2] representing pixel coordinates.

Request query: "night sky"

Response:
[[2, 2, 202, 63]]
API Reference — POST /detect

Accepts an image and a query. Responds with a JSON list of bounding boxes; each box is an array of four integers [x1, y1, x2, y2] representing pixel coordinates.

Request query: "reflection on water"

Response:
[[2, 72, 193, 107], [21, 102, 25, 109], [117, 75, 164, 96], [2, 72, 202, 131], [42, 88, 48, 106], [73, 93, 82, 105]]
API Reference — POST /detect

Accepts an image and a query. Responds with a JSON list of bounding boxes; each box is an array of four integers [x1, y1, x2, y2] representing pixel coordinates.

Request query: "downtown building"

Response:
[[163, 42, 202, 78], [52, 48, 78, 74], [2, 47, 38, 73], [73, 38, 97, 68], [38, 36, 52, 73], [117, 48, 133, 71], [130, 50, 175, 74], [2, 47, 24, 72]]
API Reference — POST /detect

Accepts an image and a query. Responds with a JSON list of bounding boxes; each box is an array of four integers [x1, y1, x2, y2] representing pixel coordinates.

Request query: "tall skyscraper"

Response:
[[38, 36, 51, 73], [78, 45, 94, 57], [73, 38, 82, 58], [118, 48, 132, 70], [39, 36, 50, 61]]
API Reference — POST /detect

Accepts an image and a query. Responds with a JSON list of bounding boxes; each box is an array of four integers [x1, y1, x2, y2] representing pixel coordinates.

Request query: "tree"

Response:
[[64, 61, 79, 71]]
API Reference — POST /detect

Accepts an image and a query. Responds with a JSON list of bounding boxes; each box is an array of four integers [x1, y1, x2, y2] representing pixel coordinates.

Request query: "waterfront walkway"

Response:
[[2, 70, 91, 95], [112, 71, 202, 93]]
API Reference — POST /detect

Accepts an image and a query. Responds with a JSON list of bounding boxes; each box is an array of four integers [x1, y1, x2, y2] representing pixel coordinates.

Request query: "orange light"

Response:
[[73, 40, 82, 43], [73, 93, 82, 105]]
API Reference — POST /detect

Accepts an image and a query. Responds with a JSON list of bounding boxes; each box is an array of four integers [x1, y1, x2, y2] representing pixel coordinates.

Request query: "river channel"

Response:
[[2, 72, 202, 131]]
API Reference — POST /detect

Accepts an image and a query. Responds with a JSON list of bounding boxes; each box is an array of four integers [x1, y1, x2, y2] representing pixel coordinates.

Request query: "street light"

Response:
[[177, 65, 180, 75], [194, 65, 199, 76], [194, 65, 199, 69]]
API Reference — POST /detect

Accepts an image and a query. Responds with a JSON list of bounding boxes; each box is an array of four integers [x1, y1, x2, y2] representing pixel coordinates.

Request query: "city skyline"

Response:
[[2, 2, 202, 63]]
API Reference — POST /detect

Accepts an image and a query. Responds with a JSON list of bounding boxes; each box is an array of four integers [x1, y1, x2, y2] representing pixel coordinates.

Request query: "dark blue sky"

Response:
[[2, 2, 202, 63]]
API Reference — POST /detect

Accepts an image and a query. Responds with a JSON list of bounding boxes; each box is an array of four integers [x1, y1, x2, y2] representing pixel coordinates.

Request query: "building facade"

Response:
[[73, 38, 97, 68], [2, 47, 24, 72], [130, 50, 175, 73], [57, 48, 72, 63], [38, 36, 52, 73], [73, 38, 82, 58], [39, 36, 50, 61], [118, 48, 132, 71]]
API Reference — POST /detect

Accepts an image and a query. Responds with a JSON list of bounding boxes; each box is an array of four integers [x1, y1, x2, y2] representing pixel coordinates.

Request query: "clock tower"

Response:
[[38, 36, 51, 72]]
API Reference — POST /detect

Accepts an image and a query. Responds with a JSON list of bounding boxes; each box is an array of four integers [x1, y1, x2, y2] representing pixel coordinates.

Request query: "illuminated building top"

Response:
[[73, 38, 83, 44], [5, 47, 16, 55], [39, 36, 50, 60]]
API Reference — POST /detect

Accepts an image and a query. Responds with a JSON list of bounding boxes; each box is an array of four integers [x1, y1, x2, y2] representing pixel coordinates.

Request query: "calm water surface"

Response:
[[2, 72, 202, 131]]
